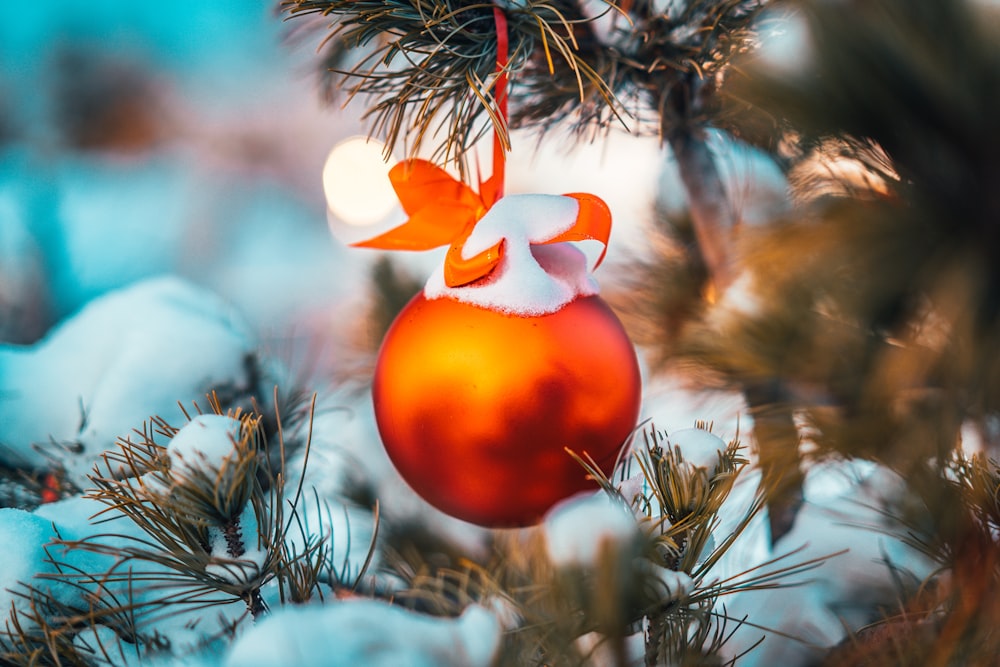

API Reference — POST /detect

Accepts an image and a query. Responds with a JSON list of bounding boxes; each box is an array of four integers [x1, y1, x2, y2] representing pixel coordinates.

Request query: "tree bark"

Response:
[[666, 122, 803, 545], [743, 381, 804, 544], [667, 129, 733, 290]]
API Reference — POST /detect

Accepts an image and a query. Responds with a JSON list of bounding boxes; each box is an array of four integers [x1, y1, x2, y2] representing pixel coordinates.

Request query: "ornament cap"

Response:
[[424, 193, 607, 315], [351, 159, 613, 316]]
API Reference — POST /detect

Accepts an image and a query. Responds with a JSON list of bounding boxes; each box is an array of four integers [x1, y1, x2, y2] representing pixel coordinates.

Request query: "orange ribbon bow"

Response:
[[351, 159, 613, 288]]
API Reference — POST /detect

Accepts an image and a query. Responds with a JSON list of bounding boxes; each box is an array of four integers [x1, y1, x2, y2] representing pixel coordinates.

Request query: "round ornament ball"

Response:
[[372, 292, 641, 527]]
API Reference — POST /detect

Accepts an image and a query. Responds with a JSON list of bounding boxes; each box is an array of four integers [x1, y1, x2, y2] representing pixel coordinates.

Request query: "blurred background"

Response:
[[0, 1, 371, 369]]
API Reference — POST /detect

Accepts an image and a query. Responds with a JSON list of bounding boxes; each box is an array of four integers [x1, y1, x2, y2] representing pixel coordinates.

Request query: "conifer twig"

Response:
[[283, 1, 763, 170], [282, 0, 619, 174]]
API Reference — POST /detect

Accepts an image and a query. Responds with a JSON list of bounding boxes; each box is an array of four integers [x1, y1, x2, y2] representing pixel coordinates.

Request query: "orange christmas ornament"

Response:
[[356, 175, 641, 526], [373, 290, 640, 527], [351, 6, 640, 527]]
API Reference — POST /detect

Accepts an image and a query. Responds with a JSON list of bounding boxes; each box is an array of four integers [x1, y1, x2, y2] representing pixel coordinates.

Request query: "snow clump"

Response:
[[0, 276, 265, 488], [167, 414, 244, 470], [669, 428, 729, 473], [223, 599, 500, 667], [544, 492, 640, 568]]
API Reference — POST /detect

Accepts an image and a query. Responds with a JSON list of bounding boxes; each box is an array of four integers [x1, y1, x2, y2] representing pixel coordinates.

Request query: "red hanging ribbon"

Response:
[[351, 5, 612, 288], [481, 5, 508, 206]]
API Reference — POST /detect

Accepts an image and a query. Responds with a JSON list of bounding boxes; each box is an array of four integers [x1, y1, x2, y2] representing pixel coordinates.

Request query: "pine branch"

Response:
[[6, 393, 380, 664], [283, 0, 619, 173], [283, 1, 764, 170]]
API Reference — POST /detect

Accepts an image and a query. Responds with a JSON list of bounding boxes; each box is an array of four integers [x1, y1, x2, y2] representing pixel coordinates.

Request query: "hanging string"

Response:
[[481, 5, 509, 206]]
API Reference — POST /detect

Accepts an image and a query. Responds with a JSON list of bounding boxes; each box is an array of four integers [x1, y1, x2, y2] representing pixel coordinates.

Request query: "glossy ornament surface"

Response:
[[372, 292, 642, 527]]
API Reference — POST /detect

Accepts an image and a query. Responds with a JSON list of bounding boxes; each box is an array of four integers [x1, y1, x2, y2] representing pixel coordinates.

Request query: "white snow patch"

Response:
[[636, 559, 695, 601], [223, 600, 500, 667], [0, 509, 63, 621], [423, 194, 600, 315], [168, 414, 243, 471], [705, 130, 791, 227], [0, 507, 117, 630], [544, 492, 640, 568], [669, 428, 729, 473], [279, 489, 378, 589], [616, 471, 649, 507], [205, 503, 267, 585], [0, 276, 262, 487], [713, 460, 937, 666], [638, 371, 748, 456], [27, 490, 253, 657]]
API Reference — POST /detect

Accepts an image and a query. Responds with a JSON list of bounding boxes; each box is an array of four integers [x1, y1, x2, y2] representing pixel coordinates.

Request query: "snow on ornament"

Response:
[[352, 158, 642, 527]]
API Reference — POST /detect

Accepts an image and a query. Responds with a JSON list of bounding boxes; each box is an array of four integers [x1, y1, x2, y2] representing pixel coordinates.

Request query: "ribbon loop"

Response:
[[350, 158, 507, 287], [350, 163, 611, 288], [348, 7, 611, 289], [351, 160, 482, 251], [542, 193, 612, 270], [445, 235, 505, 288]]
